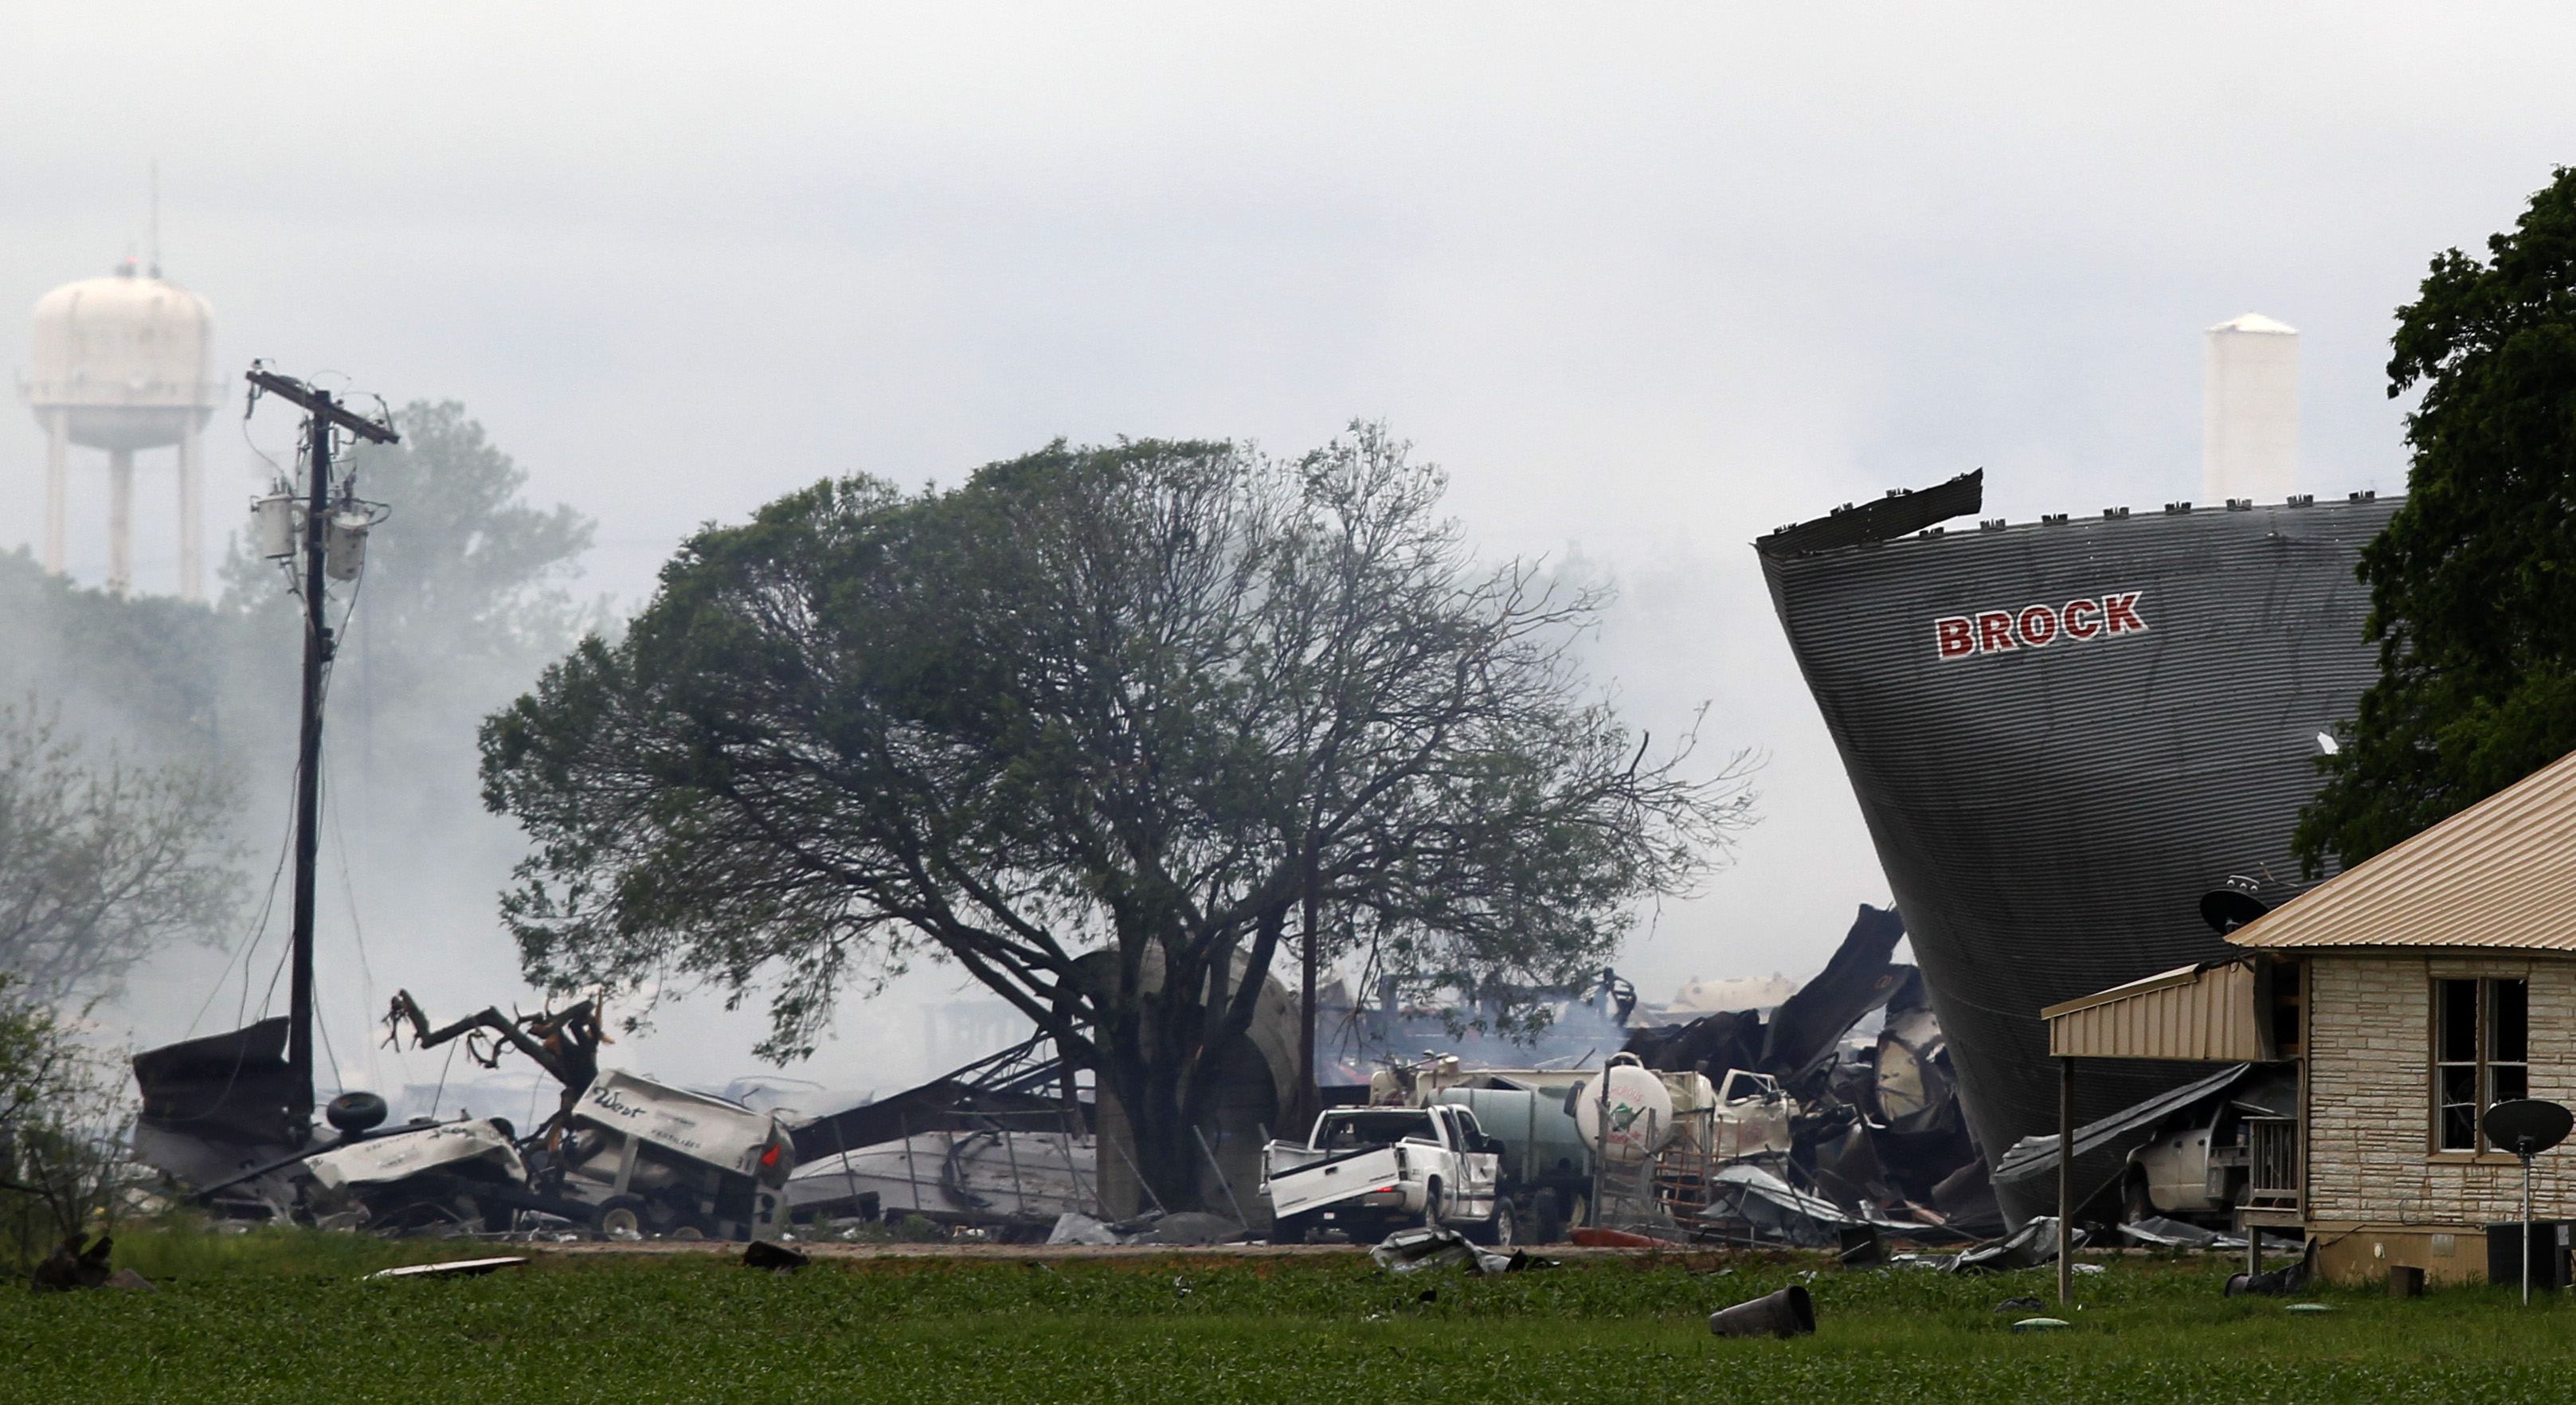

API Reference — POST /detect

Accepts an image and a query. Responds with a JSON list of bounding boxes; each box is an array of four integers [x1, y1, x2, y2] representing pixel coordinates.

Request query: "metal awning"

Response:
[[2041, 959, 2264, 1062], [1993, 1063, 2254, 1188]]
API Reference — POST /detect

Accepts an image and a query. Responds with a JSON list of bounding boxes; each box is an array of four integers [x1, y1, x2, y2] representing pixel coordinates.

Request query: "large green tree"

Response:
[[2298, 168, 2576, 871], [480, 425, 1750, 1207]]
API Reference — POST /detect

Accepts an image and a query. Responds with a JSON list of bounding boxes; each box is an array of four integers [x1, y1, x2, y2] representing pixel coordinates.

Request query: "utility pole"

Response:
[[245, 368, 397, 1138]]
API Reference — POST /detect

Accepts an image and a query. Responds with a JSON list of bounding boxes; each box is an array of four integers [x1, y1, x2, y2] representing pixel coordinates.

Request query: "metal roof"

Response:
[[2229, 746, 2576, 952], [1992, 1063, 2257, 1188], [2209, 311, 2297, 335], [1752, 469, 1983, 558], [2042, 960, 2264, 1062]]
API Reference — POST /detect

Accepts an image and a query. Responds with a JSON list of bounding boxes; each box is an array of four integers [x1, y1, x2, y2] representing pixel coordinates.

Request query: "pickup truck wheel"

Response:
[[2122, 1172, 2152, 1224], [1417, 1178, 1446, 1231], [1470, 1198, 1515, 1248], [1270, 1213, 1312, 1246], [595, 1195, 652, 1241]]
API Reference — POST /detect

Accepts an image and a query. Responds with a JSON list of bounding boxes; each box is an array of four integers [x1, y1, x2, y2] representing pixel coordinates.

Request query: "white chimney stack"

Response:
[[2202, 312, 2299, 503]]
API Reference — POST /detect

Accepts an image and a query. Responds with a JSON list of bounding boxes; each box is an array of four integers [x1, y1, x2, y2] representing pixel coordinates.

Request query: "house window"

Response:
[[2435, 977, 2530, 1151]]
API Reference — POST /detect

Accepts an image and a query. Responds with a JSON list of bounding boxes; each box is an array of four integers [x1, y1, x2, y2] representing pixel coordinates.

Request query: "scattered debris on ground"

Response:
[[1371, 1227, 1550, 1275], [2226, 1241, 2318, 1296], [1707, 1283, 1815, 1337], [1038, 1209, 1245, 1246], [743, 1240, 809, 1273], [29, 1235, 154, 1293], [1947, 1216, 2081, 1273], [362, 1256, 529, 1280]]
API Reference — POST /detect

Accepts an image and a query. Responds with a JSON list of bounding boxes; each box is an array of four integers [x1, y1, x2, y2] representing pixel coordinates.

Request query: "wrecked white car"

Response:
[[540, 1069, 799, 1239], [303, 1117, 530, 1233], [306, 1117, 526, 1192]]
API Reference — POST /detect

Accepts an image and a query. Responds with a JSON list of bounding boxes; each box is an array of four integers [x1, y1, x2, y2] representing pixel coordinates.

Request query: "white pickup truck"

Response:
[[1261, 1105, 1509, 1246]]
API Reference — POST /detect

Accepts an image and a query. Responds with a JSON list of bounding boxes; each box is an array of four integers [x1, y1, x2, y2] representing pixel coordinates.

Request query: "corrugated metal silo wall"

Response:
[[1758, 499, 2398, 1223]]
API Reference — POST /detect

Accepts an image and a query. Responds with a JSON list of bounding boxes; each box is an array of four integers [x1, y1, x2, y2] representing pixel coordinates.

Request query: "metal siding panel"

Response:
[[2044, 962, 2263, 1061], [1763, 499, 2393, 1220]]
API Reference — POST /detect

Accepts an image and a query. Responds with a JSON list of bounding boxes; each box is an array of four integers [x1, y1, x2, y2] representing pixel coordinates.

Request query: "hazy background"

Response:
[[1, 4, 2566, 1106]]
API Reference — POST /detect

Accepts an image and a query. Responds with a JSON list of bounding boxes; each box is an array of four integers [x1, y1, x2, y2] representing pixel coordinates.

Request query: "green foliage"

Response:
[[2299, 167, 2576, 871], [102, 1219, 499, 1281], [0, 700, 241, 1000], [480, 424, 1752, 1205], [1, 1250, 2569, 1403], [0, 550, 237, 765], [0, 973, 132, 1265]]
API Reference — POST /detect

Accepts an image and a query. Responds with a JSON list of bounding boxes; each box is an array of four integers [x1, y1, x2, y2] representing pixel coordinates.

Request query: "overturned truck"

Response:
[[127, 992, 797, 1240]]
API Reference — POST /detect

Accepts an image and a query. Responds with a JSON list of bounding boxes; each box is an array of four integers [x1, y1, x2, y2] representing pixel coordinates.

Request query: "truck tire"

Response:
[[1470, 1198, 1515, 1248], [1417, 1178, 1446, 1232], [2122, 1171, 2152, 1224], [1270, 1213, 1313, 1246], [595, 1194, 652, 1240]]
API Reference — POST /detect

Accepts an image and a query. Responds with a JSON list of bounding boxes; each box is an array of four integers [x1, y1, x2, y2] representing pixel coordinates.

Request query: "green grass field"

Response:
[[6, 1234, 2574, 1404]]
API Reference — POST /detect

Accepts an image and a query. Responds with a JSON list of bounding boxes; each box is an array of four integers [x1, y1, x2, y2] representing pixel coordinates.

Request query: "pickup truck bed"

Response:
[[1261, 1106, 1508, 1245]]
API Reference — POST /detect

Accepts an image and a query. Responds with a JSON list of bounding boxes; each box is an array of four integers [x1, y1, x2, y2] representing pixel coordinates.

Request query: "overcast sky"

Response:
[[4, 4, 2570, 1095]]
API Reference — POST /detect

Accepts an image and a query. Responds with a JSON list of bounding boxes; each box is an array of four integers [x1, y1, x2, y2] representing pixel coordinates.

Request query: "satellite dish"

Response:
[[2484, 1100, 2573, 1305], [2200, 875, 2271, 935], [2482, 1100, 2574, 1157]]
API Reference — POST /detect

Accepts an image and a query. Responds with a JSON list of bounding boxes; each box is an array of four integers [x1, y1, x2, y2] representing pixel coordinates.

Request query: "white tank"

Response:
[[22, 257, 221, 598], [1572, 1057, 1674, 1164], [26, 260, 219, 451], [2201, 311, 2298, 504]]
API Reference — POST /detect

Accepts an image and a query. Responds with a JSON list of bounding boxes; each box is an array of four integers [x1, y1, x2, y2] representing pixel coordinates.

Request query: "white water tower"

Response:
[[22, 256, 220, 599], [2202, 312, 2298, 505]]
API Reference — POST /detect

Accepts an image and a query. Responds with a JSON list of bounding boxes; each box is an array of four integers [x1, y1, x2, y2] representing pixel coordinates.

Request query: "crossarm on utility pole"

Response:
[[245, 370, 399, 444]]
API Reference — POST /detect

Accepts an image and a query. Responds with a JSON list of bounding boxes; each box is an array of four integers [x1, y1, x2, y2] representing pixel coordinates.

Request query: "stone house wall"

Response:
[[2305, 952, 2576, 1282]]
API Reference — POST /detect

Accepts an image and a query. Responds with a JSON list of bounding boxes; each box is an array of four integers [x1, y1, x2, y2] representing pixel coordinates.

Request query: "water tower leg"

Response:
[[177, 429, 203, 602], [107, 448, 134, 597], [41, 414, 67, 576]]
